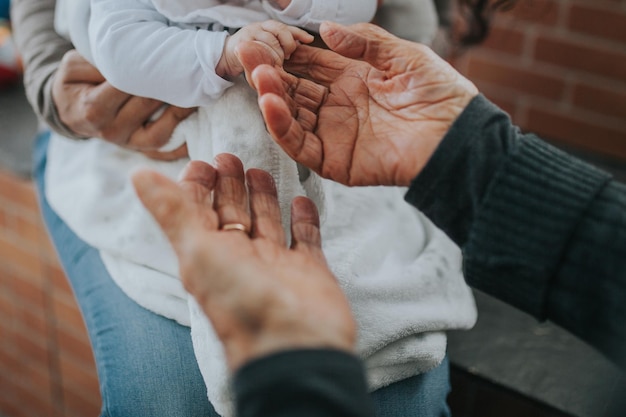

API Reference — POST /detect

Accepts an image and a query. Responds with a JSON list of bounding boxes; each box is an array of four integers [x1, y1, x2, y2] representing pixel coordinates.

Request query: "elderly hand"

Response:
[[240, 22, 478, 187], [132, 154, 356, 371], [52, 50, 194, 161]]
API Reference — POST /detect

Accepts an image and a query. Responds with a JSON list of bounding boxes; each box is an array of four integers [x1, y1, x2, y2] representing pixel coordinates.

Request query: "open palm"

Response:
[[240, 22, 478, 186]]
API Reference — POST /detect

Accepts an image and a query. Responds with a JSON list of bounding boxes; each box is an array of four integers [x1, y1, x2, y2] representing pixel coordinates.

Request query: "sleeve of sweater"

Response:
[[234, 349, 376, 417], [10, 0, 81, 138], [262, 0, 377, 32], [89, 0, 232, 108], [405, 94, 626, 369]]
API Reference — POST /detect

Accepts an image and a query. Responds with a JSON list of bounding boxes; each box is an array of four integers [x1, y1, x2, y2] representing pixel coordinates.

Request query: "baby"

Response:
[[48, 1, 477, 416]]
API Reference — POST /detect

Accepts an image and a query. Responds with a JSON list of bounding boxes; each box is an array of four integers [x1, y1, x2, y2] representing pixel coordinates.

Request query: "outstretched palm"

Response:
[[240, 22, 478, 186]]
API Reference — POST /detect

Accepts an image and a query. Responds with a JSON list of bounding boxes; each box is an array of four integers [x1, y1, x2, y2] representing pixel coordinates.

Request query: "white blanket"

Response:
[[46, 78, 476, 417]]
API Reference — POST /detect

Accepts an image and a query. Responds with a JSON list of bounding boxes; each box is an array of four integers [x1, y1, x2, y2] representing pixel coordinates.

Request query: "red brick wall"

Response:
[[0, 169, 100, 417], [452, 0, 626, 160]]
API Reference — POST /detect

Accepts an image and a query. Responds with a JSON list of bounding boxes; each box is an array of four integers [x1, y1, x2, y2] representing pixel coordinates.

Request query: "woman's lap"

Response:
[[33, 131, 450, 417]]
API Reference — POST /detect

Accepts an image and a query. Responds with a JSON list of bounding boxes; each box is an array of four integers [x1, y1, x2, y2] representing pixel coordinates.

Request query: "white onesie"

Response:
[[49, 2, 478, 416]]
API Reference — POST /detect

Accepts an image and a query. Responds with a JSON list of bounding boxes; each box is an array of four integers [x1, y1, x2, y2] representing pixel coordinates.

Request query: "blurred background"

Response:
[[1, 0, 625, 416]]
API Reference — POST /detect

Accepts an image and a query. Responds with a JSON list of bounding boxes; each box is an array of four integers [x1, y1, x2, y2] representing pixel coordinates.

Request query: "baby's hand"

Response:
[[267, 0, 292, 9], [216, 20, 314, 79]]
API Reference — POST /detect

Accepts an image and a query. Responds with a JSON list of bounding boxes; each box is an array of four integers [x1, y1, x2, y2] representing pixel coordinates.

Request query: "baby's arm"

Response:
[[262, 0, 378, 31], [89, 0, 232, 108], [216, 20, 313, 80]]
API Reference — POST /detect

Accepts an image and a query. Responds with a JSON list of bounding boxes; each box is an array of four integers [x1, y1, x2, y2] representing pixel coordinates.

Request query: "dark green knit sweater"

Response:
[[407, 94, 625, 369]]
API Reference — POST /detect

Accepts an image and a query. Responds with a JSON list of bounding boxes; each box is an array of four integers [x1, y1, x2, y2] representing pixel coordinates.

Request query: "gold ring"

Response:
[[221, 223, 249, 233]]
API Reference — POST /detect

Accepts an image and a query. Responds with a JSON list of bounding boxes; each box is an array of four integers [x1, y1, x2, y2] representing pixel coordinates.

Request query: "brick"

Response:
[[568, 3, 626, 44], [465, 56, 566, 100], [48, 264, 73, 297], [56, 324, 95, 367], [0, 390, 24, 417], [62, 385, 101, 417], [0, 290, 17, 323], [7, 268, 46, 307], [11, 379, 57, 417], [526, 107, 626, 159], [488, 96, 517, 119], [0, 344, 18, 371], [502, 0, 560, 26], [480, 25, 526, 55], [11, 330, 51, 368], [572, 82, 626, 120], [0, 170, 39, 211], [0, 236, 44, 279], [11, 303, 49, 336], [15, 359, 54, 397], [59, 355, 100, 398], [0, 207, 7, 229], [534, 34, 626, 82], [12, 213, 47, 248], [38, 231, 58, 260], [52, 294, 89, 337]]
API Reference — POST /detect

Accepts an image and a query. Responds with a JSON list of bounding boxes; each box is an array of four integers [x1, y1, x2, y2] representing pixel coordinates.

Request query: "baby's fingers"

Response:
[[260, 21, 313, 59]]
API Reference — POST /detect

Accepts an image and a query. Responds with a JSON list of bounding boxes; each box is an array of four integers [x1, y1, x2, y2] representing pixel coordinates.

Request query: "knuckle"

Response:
[[82, 103, 102, 127], [100, 127, 125, 144]]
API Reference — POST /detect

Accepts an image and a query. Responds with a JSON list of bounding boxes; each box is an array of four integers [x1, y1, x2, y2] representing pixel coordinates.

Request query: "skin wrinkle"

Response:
[[298, 77, 327, 173]]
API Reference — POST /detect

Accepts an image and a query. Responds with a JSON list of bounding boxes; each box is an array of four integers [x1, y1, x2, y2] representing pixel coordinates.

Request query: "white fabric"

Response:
[[46, 78, 477, 417]]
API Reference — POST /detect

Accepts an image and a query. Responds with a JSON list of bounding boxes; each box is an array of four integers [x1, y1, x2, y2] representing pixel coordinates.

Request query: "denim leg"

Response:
[[371, 356, 452, 417], [33, 132, 219, 417]]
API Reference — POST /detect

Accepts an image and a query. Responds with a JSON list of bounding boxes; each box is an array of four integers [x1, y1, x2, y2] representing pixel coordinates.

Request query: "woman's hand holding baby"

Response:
[[52, 50, 194, 160], [216, 21, 313, 80]]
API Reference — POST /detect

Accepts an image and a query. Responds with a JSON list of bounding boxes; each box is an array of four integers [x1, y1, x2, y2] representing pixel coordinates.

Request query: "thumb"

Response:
[[319, 22, 407, 72]]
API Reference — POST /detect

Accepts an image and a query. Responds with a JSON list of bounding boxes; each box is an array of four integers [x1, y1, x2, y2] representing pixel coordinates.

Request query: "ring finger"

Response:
[[214, 154, 252, 233]]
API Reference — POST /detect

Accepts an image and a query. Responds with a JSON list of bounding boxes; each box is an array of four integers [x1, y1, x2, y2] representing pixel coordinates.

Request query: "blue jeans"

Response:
[[33, 132, 451, 417]]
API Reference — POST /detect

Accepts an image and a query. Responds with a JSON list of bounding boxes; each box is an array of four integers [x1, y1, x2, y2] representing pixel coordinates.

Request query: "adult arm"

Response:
[[406, 95, 626, 369], [11, 0, 193, 155], [11, 0, 76, 137], [234, 350, 375, 417]]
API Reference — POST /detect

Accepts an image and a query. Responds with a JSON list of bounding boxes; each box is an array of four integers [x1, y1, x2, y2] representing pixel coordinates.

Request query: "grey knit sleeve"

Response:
[[11, 0, 83, 138]]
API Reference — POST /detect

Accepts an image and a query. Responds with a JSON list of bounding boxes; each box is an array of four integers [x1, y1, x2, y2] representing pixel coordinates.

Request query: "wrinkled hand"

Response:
[[132, 154, 356, 371], [240, 22, 478, 186], [217, 20, 313, 80], [52, 50, 194, 160]]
